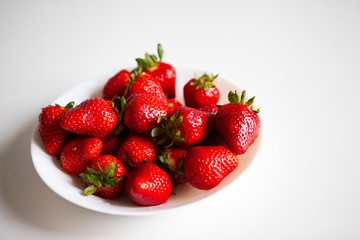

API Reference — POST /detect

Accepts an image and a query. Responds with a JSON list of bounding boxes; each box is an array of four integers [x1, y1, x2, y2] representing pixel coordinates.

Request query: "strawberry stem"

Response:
[[111, 96, 127, 134], [227, 90, 260, 113], [191, 73, 218, 92], [55, 101, 75, 109], [228, 90, 240, 104], [151, 111, 186, 148], [135, 44, 165, 70], [79, 162, 124, 195], [124, 67, 143, 95], [240, 90, 246, 104], [157, 43, 163, 61], [245, 96, 255, 107]]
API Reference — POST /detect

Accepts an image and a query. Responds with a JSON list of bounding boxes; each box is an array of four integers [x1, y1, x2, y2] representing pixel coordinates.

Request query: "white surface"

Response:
[[0, 0, 359, 239], [30, 68, 261, 216]]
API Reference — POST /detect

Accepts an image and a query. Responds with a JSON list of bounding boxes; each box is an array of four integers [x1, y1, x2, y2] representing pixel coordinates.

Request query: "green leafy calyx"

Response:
[[55, 101, 75, 109], [158, 149, 170, 165], [111, 96, 127, 134], [136, 43, 164, 69], [80, 162, 124, 195], [190, 73, 218, 92], [228, 90, 260, 113], [124, 67, 143, 95], [151, 111, 186, 148]]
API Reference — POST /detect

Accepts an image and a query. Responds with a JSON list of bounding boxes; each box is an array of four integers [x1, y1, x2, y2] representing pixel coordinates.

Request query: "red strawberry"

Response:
[[117, 132, 157, 168], [80, 155, 126, 199], [151, 106, 213, 148], [215, 90, 260, 155], [184, 146, 239, 190], [38, 101, 74, 155], [100, 132, 122, 156], [126, 72, 167, 100], [136, 44, 176, 98], [199, 104, 219, 115], [123, 93, 169, 133], [184, 73, 220, 108], [125, 163, 172, 206], [60, 98, 117, 138], [102, 69, 131, 100], [167, 98, 182, 113], [60, 137, 103, 174], [158, 148, 187, 186]]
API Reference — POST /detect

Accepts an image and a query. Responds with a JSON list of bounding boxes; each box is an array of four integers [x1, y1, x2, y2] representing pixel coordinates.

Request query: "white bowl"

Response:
[[30, 67, 262, 216]]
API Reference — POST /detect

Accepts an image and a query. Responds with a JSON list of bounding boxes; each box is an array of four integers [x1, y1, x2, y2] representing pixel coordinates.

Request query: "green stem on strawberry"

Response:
[[157, 43, 163, 62], [190, 73, 218, 91], [228, 90, 260, 113], [124, 67, 143, 95], [158, 149, 170, 165], [80, 162, 124, 195], [245, 96, 255, 107], [135, 43, 164, 69], [55, 101, 75, 109], [151, 111, 185, 148], [111, 96, 127, 134]]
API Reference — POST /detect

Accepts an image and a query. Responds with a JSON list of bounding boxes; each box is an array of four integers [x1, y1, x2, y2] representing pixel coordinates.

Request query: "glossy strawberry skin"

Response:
[[215, 103, 260, 155], [199, 104, 219, 115], [117, 132, 157, 167], [167, 98, 182, 113], [184, 78, 220, 108], [126, 72, 167, 101], [125, 163, 172, 206], [171, 106, 213, 148], [123, 93, 169, 133], [144, 62, 176, 98], [60, 98, 117, 138], [85, 155, 127, 199], [60, 137, 103, 174], [38, 105, 72, 155], [184, 146, 239, 190], [102, 69, 131, 100], [100, 132, 122, 156]]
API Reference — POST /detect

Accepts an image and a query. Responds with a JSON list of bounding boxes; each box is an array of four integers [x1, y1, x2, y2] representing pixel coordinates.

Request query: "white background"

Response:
[[1, 0, 360, 239]]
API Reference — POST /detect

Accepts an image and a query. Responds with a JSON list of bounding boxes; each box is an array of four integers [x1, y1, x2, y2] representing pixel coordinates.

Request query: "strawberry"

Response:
[[123, 93, 169, 133], [116, 132, 158, 168], [151, 106, 213, 148], [158, 148, 187, 186], [167, 98, 182, 113], [102, 69, 131, 100], [80, 155, 126, 199], [199, 104, 219, 115], [125, 163, 172, 206], [136, 44, 176, 98], [60, 137, 103, 174], [183, 73, 220, 108], [38, 101, 74, 155], [60, 98, 117, 138], [184, 146, 239, 190], [126, 72, 167, 101], [215, 90, 260, 155], [100, 132, 122, 156]]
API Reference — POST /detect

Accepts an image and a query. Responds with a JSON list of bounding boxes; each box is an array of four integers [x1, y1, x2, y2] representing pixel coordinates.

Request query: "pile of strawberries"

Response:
[[38, 44, 261, 207]]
